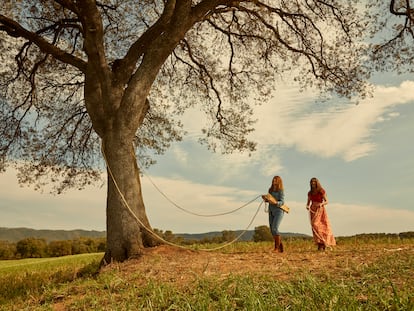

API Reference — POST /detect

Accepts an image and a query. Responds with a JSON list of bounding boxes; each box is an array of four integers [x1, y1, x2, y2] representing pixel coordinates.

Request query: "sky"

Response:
[[1, 68, 413, 238]]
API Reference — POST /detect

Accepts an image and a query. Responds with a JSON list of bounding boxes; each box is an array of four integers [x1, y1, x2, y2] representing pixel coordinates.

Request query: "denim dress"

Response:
[[268, 189, 285, 236]]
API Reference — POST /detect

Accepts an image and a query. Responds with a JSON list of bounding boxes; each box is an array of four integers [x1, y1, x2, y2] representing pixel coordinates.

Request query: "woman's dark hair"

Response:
[[309, 177, 323, 193]]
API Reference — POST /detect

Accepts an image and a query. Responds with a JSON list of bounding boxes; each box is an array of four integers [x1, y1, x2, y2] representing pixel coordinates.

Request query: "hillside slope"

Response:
[[0, 227, 310, 242], [0, 227, 105, 242]]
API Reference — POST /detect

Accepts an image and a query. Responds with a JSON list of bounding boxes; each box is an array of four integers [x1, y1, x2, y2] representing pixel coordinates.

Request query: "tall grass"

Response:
[[0, 238, 413, 310], [0, 253, 102, 307]]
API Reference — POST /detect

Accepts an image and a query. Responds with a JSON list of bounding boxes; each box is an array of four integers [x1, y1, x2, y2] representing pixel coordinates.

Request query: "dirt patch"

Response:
[[101, 243, 411, 286]]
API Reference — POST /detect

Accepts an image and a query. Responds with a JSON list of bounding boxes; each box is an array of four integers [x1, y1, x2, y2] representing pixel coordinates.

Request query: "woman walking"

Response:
[[262, 176, 286, 252], [306, 177, 336, 251]]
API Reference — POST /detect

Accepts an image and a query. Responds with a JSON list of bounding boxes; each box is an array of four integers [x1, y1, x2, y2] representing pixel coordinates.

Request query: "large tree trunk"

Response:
[[101, 133, 159, 264]]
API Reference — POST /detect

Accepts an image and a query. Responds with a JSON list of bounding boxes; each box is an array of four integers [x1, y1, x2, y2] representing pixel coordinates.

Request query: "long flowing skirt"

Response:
[[309, 203, 336, 247]]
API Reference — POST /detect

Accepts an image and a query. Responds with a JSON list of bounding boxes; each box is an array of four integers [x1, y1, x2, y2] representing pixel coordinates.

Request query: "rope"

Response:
[[101, 141, 264, 251], [138, 159, 262, 217]]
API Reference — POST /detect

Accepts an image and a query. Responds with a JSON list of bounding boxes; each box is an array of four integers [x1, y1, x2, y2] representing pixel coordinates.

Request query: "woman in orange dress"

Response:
[[306, 177, 336, 251]]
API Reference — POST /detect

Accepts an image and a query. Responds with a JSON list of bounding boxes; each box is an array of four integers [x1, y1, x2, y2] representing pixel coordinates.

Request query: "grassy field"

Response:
[[0, 237, 413, 310]]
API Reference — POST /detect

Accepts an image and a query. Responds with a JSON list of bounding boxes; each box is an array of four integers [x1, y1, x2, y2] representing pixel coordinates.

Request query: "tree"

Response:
[[220, 230, 236, 242], [0, 1, 369, 263], [153, 228, 178, 242], [252, 225, 273, 242], [367, 0, 414, 73], [71, 237, 101, 254], [0, 240, 17, 259], [16, 238, 47, 258], [48, 240, 73, 257]]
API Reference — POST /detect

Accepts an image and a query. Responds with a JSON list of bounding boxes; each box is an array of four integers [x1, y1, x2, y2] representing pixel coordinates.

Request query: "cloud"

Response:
[[1, 81, 413, 236], [142, 175, 262, 233], [171, 145, 189, 165], [252, 80, 414, 162], [165, 138, 284, 183], [177, 81, 414, 184], [157, 80, 410, 208], [256, 151, 284, 176], [141, 175, 414, 236], [329, 203, 414, 236], [0, 168, 106, 230], [1, 166, 413, 236]]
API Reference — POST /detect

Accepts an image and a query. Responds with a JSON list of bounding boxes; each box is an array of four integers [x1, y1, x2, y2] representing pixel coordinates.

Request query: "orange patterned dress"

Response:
[[308, 189, 336, 247]]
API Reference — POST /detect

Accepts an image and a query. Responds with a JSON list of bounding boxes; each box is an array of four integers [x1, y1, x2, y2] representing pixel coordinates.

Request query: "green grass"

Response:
[[1, 239, 413, 310], [0, 253, 103, 308], [0, 252, 103, 272]]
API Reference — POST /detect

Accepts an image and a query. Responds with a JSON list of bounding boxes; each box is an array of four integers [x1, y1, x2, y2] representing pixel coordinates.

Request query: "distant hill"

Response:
[[1, 227, 411, 244], [175, 231, 311, 241], [0, 227, 106, 243], [0, 227, 310, 243]]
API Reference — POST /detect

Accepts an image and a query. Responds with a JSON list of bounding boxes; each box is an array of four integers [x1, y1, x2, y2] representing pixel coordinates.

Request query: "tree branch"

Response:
[[0, 14, 87, 72]]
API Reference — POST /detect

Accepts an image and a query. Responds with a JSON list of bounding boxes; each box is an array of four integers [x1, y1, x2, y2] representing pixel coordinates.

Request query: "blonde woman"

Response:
[[262, 176, 286, 252], [306, 177, 336, 251]]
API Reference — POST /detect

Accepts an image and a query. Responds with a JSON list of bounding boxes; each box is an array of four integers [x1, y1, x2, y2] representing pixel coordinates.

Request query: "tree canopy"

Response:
[[0, 0, 374, 261], [0, 1, 370, 191], [367, 0, 414, 73]]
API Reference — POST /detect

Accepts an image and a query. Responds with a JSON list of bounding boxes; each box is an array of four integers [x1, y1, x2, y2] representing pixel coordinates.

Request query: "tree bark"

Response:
[[101, 133, 159, 264]]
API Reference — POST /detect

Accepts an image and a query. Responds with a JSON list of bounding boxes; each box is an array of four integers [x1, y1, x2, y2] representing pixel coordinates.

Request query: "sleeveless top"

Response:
[[308, 188, 325, 203]]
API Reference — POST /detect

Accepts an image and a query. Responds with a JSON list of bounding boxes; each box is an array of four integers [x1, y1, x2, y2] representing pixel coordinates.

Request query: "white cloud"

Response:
[[0, 168, 106, 230], [171, 145, 189, 165], [211, 146, 284, 180], [1, 81, 413, 237], [1, 166, 413, 236], [256, 151, 284, 177], [172, 80, 414, 186], [252, 80, 414, 162], [141, 175, 262, 233], [141, 175, 414, 236], [329, 203, 414, 236]]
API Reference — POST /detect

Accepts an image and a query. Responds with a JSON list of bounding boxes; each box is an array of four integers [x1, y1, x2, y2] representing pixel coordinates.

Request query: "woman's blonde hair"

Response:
[[269, 175, 284, 192]]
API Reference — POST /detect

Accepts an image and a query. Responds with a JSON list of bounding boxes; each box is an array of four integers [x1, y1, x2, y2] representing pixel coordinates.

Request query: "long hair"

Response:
[[309, 177, 323, 194], [269, 175, 284, 192]]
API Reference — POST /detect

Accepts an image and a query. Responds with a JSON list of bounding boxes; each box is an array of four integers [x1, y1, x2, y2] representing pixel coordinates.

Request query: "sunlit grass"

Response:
[[0, 253, 103, 307], [189, 235, 412, 253], [0, 238, 413, 310], [0, 252, 103, 272]]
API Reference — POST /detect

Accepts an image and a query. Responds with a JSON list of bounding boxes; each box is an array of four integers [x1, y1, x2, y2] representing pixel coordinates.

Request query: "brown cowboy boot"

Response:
[[273, 235, 281, 252], [279, 239, 284, 253]]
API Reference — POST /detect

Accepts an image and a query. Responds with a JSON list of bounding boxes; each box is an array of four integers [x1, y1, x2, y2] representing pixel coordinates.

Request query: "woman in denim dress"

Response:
[[262, 175, 286, 252]]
